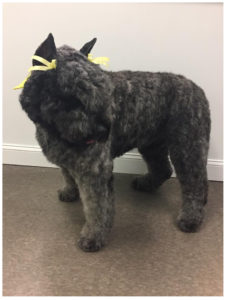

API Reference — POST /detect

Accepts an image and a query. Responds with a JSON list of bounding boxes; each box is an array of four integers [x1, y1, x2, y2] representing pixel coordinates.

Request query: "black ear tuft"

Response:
[[80, 38, 97, 56], [33, 33, 57, 66]]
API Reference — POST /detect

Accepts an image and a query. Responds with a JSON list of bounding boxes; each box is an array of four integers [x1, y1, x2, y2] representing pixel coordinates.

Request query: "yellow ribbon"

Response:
[[88, 53, 109, 67], [13, 55, 57, 90], [13, 53, 109, 90]]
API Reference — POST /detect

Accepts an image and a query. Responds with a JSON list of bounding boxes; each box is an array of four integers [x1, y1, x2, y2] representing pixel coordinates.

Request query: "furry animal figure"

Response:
[[19, 33, 211, 252]]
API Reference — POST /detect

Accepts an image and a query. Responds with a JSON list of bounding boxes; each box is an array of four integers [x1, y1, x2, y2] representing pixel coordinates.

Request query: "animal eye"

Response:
[[61, 95, 84, 111]]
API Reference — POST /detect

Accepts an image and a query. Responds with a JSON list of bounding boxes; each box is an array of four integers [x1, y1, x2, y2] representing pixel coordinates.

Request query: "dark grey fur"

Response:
[[19, 33, 211, 252]]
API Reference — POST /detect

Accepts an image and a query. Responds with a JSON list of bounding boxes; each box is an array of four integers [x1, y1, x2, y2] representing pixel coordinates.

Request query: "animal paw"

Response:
[[77, 236, 104, 252], [177, 208, 204, 233]]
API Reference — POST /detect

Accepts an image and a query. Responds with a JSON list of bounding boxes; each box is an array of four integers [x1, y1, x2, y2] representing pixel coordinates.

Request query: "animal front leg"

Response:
[[58, 167, 80, 202], [76, 160, 114, 252]]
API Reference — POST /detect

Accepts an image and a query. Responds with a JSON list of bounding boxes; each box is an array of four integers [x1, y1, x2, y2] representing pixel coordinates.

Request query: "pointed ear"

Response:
[[33, 33, 57, 66], [80, 38, 97, 56]]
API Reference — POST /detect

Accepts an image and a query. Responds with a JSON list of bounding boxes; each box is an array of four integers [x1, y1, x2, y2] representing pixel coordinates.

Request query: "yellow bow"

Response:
[[88, 53, 109, 67], [13, 55, 57, 90]]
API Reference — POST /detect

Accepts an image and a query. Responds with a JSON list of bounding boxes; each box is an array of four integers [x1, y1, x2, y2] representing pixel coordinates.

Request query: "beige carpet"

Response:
[[3, 165, 223, 296]]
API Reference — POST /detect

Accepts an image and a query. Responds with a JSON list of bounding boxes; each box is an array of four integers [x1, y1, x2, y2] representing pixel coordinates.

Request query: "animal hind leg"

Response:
[[132, 141, 173, 192], [169, 136, 209, 232]]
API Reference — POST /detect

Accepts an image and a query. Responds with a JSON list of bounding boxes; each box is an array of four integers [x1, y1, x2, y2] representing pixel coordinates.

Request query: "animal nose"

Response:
[[97, 124, 107, 134], [96, 124, 109, 141]]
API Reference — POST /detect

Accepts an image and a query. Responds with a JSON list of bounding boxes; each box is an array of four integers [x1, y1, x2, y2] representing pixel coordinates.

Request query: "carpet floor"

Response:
[[3, 165, 223, 296]]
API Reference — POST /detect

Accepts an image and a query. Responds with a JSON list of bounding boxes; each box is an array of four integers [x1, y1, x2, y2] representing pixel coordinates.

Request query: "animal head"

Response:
[[19, 33, 113, 146]]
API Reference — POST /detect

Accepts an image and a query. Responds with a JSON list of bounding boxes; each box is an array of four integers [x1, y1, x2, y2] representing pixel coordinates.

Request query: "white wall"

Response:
[[3, 3, 223, 180]]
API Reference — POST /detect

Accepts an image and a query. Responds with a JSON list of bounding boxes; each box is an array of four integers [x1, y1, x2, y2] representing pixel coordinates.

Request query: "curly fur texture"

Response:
[[19, 33, 211, 252]]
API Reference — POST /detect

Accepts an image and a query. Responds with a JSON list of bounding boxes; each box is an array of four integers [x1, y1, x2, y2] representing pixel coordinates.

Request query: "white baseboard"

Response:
[[3, 143, 223, 181]]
